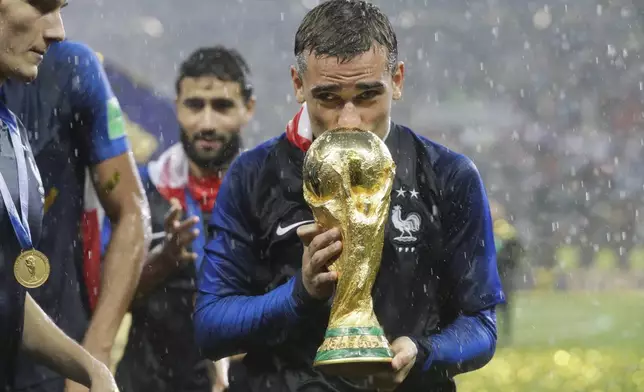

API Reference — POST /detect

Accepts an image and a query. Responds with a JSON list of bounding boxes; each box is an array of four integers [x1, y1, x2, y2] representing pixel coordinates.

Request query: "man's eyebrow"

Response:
[[310, 84, 341, 94], [310, 81, 385, 94], [355, 81, 385, 90]]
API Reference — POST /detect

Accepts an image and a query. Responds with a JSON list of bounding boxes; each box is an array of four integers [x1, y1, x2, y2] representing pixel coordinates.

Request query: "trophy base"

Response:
[[313, 327, 393, 378], [314, 354, 392, 378]]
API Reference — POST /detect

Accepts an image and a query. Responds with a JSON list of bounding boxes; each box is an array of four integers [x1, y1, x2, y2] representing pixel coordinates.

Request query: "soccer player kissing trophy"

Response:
[[302, 127, 396, 378]]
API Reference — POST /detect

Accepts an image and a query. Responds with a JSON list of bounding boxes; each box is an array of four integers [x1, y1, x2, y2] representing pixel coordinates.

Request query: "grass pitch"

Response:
[[457, 291, 644, 391]]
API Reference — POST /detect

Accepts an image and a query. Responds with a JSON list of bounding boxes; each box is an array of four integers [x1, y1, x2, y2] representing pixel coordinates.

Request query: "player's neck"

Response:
[[188, 161, 225, 180]]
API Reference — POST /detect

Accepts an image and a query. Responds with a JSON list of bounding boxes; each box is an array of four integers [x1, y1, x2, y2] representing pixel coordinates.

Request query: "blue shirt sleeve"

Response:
[[411, 309, 497, 378], [441, 155, 504, 313], [57, 41, 129, 164], [407, 154, 503, 378], [193, 153, 326, 361]]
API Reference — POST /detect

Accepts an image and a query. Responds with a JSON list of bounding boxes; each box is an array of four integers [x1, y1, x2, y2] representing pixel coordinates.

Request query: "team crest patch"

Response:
[[107, 97, 126, 140], [390, 186, 422, 253], [391, 205, 421, 243]]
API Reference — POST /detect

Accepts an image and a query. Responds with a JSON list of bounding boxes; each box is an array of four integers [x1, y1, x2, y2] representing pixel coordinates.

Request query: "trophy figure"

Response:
[[302, 127, 396, 378]]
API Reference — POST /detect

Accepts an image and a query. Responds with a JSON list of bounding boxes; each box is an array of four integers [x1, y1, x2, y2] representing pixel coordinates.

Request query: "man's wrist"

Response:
[[82, 329, 114, 365], [290, 271, 328, 312], [405, 335, 431, 371], [88, 361, 113, 389]]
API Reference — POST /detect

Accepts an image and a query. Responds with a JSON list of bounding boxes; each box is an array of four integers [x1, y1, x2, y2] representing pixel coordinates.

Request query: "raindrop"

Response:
[[139, 16, 164, 38], [533, 7, 552, 30]]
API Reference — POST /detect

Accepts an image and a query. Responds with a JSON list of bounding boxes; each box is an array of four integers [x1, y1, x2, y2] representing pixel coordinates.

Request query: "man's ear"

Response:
[[243, 96, 256, 124], [291, 65, 305, 104], [392, 61, 405, 101]]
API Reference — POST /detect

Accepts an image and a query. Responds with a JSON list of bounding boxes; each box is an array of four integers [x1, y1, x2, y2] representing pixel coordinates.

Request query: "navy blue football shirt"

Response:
[[194, 124, 504, 391]]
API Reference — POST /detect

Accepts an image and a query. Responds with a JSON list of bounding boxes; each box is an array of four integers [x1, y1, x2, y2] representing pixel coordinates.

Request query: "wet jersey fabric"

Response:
[[109, 144, 217, 392], [194, 122, 505, 391], [0, 103, 44, 390], [0, 40, 129, 390]]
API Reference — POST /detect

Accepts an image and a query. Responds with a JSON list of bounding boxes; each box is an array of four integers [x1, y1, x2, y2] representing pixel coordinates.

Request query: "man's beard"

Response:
[[180, 128, 242, 171]]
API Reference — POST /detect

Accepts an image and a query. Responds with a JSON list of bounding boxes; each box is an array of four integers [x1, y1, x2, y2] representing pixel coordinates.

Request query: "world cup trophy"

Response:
[[302, 127, 396, 378]]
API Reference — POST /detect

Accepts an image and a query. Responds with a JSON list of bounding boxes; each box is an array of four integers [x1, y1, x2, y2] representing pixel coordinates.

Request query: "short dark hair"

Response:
[[294, 0, 398, 74], [175, 46, 253, 102]]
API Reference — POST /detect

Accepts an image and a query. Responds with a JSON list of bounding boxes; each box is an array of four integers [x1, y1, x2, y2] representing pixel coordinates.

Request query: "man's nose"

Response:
[[199, 107, 219, 129], [337, 102, 361, 129], [43, 11, 66, 44]]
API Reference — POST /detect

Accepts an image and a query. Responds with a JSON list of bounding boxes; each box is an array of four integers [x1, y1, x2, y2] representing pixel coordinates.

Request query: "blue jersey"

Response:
[[0, 103, 43, 389], [194, 124, 504, 391], [0, 40, 129, 389]]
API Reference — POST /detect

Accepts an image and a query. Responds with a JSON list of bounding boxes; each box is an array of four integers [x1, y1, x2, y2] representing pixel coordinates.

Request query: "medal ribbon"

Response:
[[0, 118, 33, 250]]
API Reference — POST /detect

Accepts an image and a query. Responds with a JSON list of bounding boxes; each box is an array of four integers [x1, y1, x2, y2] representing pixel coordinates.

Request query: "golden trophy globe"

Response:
[[302, 127, 396, 378]]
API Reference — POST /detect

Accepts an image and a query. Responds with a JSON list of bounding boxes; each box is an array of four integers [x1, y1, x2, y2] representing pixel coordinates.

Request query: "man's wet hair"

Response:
[[294, 0, 398, 74], [176, 46, 253, 103]]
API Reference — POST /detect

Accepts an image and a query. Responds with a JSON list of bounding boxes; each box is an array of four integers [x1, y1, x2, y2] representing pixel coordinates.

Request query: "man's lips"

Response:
[[29, 50, 45, 62], [196, 139, 222, 150]]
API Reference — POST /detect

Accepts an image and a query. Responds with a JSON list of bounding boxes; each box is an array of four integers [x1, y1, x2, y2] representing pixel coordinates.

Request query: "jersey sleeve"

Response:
[[194, 152, 326, 360], [441, 155, 505, 313], [61, 41, 129, 164], [408, 308, 497, 381]]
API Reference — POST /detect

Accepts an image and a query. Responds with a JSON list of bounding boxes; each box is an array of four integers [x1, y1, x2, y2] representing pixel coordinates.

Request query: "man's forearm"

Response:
[[412, 308, 497, 378], [194, 272, 327, 360], [84, 209, 149, 362], [22, 294, 99, 387]]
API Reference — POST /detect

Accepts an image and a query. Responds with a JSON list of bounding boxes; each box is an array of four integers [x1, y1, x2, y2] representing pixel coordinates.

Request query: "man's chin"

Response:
[[11, 65, 38, 83]]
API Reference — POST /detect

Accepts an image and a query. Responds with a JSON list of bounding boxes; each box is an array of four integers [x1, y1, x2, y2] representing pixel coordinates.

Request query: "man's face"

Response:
[[176, 76, 255, 170], [0, 0, 66, 82], [291, 45, 404, 139]]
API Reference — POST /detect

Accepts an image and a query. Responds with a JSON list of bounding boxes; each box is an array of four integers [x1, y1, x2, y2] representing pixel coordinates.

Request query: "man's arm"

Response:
[[87, 153, 150, 362], [410, 309, 497, 377], [194, 155, 326, 361], [410, 156, 504, 378], [21, 294, 117, 390], [66, 41, 151, 365]]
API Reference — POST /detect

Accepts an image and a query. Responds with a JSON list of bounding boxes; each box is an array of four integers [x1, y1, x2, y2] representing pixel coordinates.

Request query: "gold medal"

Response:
[[14, 249, 50, 288]]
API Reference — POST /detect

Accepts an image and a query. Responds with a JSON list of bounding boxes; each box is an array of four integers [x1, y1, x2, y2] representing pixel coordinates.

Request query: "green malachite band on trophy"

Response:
[[324, 327, 385, 338], [314, 348, 393, 363]]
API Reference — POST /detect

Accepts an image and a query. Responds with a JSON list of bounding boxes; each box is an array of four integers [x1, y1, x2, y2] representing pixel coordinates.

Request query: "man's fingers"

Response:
[[308, 227, 342, 254], [174, 216, 200, 234], [164, 198, 183, 230], [297, 223, 323, 246], [309, 241, 342, 271], [311, 271, 338, 287], [176, 228, 199, 246], [391, 337, 417, 371], [181, 251, 199, 263]]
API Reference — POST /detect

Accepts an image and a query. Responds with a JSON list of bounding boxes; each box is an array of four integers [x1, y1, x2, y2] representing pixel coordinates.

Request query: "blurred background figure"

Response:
[[105, 46, 254, 392], [490, 200, 524, 345]]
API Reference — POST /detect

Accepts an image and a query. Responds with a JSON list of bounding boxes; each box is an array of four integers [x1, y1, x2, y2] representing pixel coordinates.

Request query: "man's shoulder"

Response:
[[397, 124, 479, 180], [0, 42, 96, 108], [45, 40, 98, 64], [228, 134, 285, 179]]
